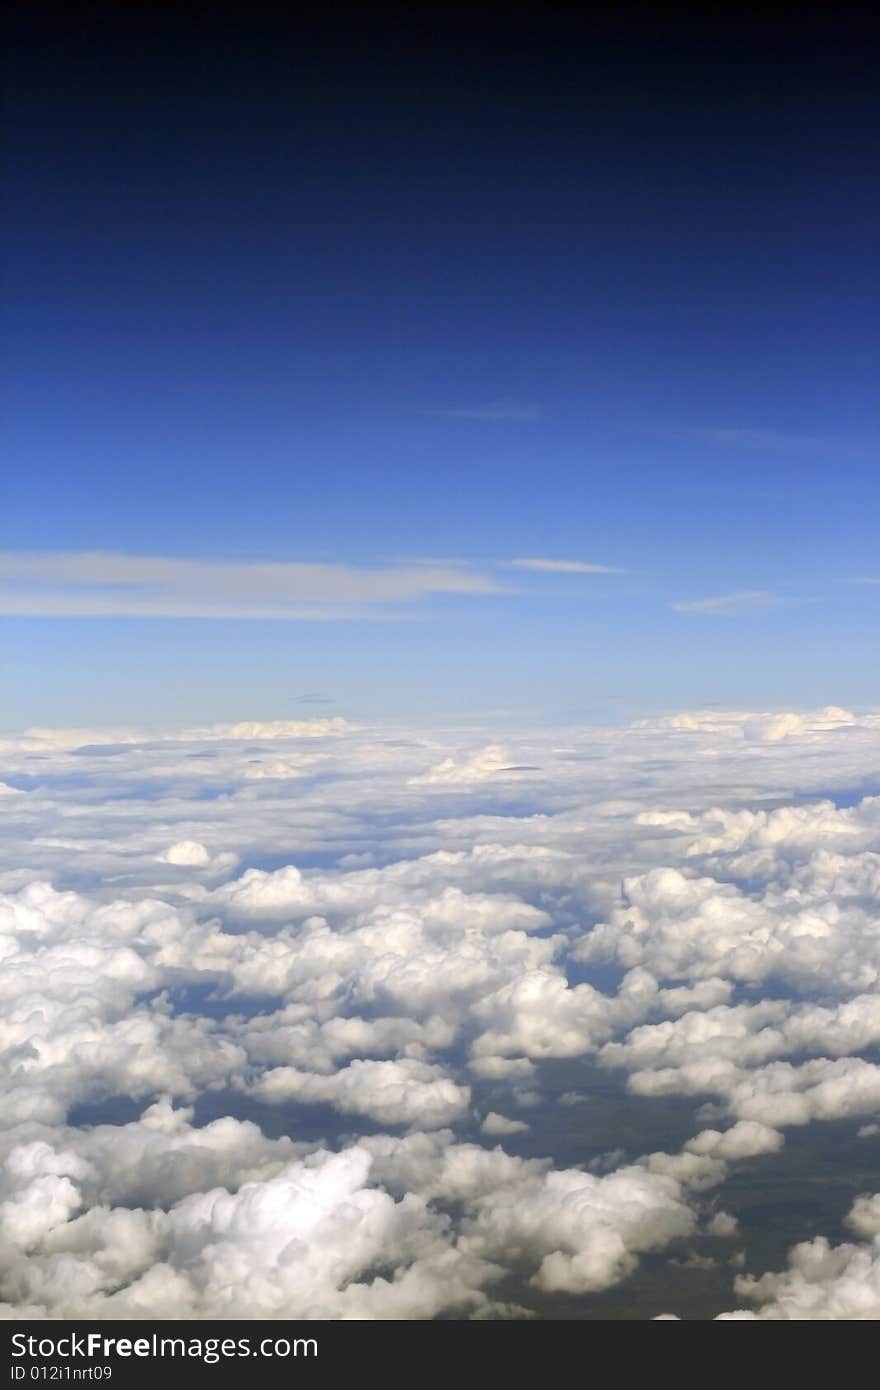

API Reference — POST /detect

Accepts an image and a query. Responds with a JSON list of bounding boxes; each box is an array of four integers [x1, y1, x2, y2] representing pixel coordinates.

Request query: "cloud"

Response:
[[158, 840, 211, 867], [0, 716, 355, 756], [2, 703, 880, 1317], [481, 1112, 530, 1136], [0, 880, 247, 1127], [671, 590, 784, 615], [409, 744, 527, 785], [364, 1132, 703, 1296], [0, 1138, 497, 1319], [0, 551, 502, 620], [251, 1058, 471, 1129], [715, 1193, 880, 1318], [510, 558, 626, 574], [195, 717, 353, 741], [583, 877, 880, 1012], [465, 1158, 696, 1295], [705, 1211, 739, 1237], [631, 703, 861, 742], [686, 1122, 784, 1161]]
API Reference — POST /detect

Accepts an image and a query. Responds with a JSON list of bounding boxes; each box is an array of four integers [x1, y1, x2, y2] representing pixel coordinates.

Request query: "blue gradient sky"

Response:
[[3, 11, 878, 726]]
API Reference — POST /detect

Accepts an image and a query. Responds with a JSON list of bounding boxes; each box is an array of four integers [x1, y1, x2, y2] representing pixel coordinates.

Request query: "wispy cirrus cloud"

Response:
[[672, 590, 783, 616], [849, 576, 880, 585], [511, 558, 627, 575], [0, 550, 503, 620]]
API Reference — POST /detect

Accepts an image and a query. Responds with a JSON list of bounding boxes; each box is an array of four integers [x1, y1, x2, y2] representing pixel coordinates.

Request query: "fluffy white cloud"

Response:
[[580, 846, 880, 993], [0, 1106, 714, 1319], [159, 840, 211, 866], [481, 1112, 529, 1136], [2, 704, 880, 1319], [0, 1140, 497, 1319], [464, 1162, 696, 1295], [716, 1194, 880, 1319], [363, 1131, 704, 1296], [410, 745, 524, 785], [251, 1058, 471, 1129], [686, 1121, 784, 1161]]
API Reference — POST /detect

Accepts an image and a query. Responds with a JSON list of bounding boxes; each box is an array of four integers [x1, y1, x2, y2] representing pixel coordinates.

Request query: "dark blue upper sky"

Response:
[[3, 8, 879, 725]]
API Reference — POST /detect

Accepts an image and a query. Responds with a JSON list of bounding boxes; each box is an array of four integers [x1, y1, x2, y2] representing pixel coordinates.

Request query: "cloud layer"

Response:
[[1, 704, 880, 1318]]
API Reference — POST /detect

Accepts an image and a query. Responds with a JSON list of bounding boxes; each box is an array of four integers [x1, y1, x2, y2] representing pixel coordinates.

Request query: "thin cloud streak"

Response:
[[511, 558, 627, 575], [672, 590, 783, 616], [0, 550, 503, 620]]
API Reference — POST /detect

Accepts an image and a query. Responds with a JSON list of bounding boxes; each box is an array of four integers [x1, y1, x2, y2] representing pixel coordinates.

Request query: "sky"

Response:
[[3, 9, 879, 728], [5, 11, 880, 1327]]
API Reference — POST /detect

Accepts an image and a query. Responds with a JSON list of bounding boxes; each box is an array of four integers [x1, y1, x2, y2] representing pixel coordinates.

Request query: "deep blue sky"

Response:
[[3, 9, 878, 726]]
